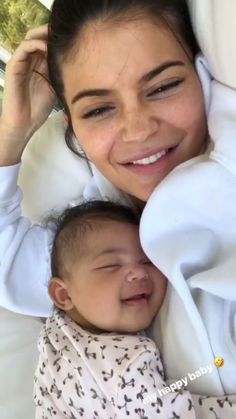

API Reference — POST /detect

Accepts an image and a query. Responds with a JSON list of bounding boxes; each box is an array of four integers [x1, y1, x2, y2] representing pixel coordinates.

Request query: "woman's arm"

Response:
[[0, 163, 53, 315], [0, 25, 55, 166]]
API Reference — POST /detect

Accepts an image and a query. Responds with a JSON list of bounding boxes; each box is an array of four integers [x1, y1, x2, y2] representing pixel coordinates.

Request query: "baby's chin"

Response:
[[109, 319, 153, 335], [73, 310, 154, 334]]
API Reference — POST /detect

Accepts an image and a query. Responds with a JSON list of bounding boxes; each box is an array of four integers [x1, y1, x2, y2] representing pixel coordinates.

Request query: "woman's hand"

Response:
[[0, 25, 56, 165]]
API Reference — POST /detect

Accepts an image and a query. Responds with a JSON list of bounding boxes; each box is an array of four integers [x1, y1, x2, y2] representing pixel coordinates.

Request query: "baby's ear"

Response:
[[48, 277, 74, 311]]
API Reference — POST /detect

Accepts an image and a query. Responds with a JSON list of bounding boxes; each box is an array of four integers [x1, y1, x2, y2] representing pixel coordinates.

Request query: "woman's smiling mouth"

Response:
[[131, 149, 169, 165], [123, 146, 177, 175]]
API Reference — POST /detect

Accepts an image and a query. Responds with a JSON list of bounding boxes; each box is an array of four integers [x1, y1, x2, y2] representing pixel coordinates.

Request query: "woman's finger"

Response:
[[24, 24, 48, 41], [6, 39, 47, 71]]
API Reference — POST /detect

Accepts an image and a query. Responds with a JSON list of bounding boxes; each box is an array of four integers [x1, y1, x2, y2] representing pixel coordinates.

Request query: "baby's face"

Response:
[[66, 220, 167, 333]]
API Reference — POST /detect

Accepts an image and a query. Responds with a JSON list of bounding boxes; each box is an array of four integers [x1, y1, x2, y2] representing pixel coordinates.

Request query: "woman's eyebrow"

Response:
[[71, 60, 184, 105], [71, 89, 109, 105], [140, 60, 184, 83]]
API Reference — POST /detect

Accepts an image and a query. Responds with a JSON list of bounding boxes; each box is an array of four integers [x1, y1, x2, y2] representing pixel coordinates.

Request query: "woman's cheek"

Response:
[[80, 125, 116, 163], [176, 87, 206, 136], [73, 124, 100, 160]]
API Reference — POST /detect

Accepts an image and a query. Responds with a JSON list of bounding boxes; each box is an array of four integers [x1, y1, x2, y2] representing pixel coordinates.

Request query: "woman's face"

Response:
[[62, 18, 207, 202]]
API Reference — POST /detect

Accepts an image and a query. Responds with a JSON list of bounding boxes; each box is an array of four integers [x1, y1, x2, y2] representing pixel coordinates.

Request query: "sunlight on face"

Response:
[[62, 18, 207, 203]]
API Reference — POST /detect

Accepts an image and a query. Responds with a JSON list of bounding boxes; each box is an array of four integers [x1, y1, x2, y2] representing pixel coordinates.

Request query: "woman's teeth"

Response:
[[132, 149, 167, 165]]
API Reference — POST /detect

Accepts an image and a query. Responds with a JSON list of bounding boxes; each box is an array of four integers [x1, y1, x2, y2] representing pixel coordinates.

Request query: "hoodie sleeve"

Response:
[[0, 164, 53, 316]]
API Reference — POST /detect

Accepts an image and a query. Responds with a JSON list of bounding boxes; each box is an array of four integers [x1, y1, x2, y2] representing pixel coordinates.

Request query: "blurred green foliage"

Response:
[[0, 0, 49, 52]]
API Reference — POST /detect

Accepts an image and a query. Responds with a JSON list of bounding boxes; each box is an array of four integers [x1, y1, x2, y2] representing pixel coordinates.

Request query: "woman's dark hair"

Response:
[[47, 0, 199, 157], [51, 200, 140, 279]]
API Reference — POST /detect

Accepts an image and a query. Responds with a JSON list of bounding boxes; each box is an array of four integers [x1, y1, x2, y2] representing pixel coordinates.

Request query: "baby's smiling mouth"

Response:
[[122, 291, 151, 305]]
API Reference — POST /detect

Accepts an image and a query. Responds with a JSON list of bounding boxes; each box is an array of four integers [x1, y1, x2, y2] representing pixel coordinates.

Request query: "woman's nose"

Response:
[[125, 266, 149, 283], [122, 109, 159, 143]]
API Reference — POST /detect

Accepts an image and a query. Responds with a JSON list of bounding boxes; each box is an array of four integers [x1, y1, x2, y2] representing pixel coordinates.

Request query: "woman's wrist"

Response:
[[0, 123, 29, 166]]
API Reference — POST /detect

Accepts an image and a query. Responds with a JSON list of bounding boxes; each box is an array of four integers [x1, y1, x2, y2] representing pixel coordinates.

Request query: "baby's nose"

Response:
[[125, 266, 149, 282]]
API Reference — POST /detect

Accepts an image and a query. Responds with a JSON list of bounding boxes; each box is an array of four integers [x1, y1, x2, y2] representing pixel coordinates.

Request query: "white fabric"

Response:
[[188, 0, 236, 89], [19, 111, 92, 223], [0, 164, 53, 316], [0, 307, 42, 419]]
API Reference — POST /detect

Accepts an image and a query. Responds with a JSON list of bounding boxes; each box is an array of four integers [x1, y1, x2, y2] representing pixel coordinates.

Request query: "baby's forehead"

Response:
[[82, 219, 141, 256], [87, 218, 139, 236], [82, 217, 139, 234]]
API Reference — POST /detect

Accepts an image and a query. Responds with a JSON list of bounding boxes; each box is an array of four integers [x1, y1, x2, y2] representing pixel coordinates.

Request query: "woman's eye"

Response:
[[82, 106, 115, 119], [147, 79, 184, 98], [141, 259, 153, 266]]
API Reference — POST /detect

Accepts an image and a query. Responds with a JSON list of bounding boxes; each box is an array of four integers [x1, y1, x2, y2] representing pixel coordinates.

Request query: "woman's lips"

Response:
[[123, 146, 177, 176]]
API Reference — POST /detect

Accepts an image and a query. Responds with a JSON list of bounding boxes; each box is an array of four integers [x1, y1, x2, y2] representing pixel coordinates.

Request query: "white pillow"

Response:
[[0, 307, 42, 419], [188, 0, 236, 88], [19, 110, 92, 223]]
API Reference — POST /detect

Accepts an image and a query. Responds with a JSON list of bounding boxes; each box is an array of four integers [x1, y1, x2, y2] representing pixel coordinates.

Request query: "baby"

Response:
[[33, 200, 234, 419], [34, 200, 194, 418]]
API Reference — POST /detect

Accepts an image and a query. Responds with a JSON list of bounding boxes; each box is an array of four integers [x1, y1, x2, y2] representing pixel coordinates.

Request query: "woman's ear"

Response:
[[48, 277, 74, 311], [63, 112, 68, 123]]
